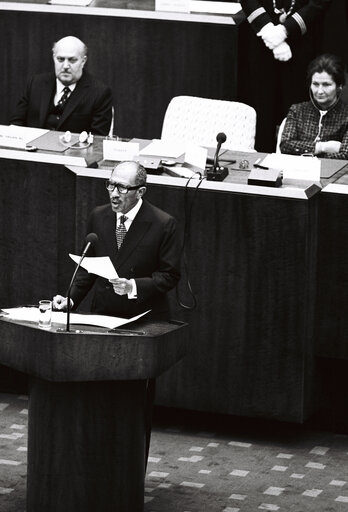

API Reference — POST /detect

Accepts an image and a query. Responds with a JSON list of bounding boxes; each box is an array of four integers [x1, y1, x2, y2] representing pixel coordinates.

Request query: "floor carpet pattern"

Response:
[[0, 392, 348, 511]]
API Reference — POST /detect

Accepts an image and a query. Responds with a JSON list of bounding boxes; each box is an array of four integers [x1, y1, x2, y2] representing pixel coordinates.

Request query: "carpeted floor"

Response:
[[1, 392, 348, 511]]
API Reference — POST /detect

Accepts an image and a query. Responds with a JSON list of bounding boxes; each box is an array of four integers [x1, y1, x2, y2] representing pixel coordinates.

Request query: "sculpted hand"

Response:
[[273, 42, 292, 61], [258, 23, 287, 50], [109, 278, 133, 296]]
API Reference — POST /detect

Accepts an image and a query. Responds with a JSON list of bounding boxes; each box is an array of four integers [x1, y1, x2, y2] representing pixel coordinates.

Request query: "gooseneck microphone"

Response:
[[213, 132, 227, 171], [207, 132, 229, 182], [66, 232, 99, 332]]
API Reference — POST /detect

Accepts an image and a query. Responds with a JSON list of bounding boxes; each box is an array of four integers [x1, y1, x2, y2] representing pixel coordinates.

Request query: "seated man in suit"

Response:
[[53, 160, 181, 319], [10, 36, 113, 136]]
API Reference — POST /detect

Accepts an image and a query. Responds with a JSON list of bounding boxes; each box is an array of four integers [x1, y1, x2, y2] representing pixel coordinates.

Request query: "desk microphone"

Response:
[[207, 132, 228, 181], [65, 232, 99, 332]]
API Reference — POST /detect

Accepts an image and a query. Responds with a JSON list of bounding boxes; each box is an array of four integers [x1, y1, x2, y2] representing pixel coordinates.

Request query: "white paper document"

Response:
[[139, 139, 185, 158], [0, 125, 49, 149], [190, 1, 240, 15], [261, 153, 321, 181], [69, 254, 118, 280], [49, 0, 93, 5], [1, 307, 149, 330], [165, 143, 207, 178]]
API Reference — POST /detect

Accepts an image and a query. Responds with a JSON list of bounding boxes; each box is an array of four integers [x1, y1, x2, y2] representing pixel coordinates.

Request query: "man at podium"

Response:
[[10, 36, 113, 136], [53, 160, 181, 319]]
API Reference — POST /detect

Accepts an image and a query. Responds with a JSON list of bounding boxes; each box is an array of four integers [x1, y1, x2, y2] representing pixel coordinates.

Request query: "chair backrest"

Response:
[[109, 106, 115, 137], [161, 96, 256, 151], [276, 117, 287, 153]]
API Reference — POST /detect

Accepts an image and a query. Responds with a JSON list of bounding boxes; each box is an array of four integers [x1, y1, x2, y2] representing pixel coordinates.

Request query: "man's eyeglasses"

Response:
[[105, 181, 143, 194]]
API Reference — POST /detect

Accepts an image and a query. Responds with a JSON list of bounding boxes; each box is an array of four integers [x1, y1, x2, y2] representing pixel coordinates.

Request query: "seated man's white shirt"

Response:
[[54, 79, 77, 106]]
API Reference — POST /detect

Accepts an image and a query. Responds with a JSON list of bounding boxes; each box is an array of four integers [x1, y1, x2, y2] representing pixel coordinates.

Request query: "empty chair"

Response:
[[161, 96, 257, 151]]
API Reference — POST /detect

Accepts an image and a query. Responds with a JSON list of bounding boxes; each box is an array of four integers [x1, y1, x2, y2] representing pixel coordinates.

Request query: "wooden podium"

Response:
[[0, 315, 187, 512]]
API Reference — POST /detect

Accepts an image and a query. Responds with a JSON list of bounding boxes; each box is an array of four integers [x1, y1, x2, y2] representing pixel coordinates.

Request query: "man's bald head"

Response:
[[52, 36, 88, 85]]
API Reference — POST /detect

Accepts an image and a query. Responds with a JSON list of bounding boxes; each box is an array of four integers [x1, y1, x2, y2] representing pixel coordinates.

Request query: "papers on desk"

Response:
[[1, 307, 149, 330], [155, 0, 240, 15], [190, 1, 240, 15], [140, 139, 185, 159], [69, 254, 118, 280], [48, 0, 93, 6], [163, 143, 207, 178], [261, 153, 321, 181], [0, 125, 49, 149]]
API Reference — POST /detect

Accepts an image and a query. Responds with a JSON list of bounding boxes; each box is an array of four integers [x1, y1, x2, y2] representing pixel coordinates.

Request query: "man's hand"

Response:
[[273, 42, 292, 61], [109, 278, 133, 296], [258, 23, 287, 50], [53, 295, 69, 311], [316, 140, 341, 154]]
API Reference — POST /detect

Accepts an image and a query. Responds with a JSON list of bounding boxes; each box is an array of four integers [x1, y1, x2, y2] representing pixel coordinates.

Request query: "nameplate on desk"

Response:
[[0, 125, 49, 150], [248, 168, 282, 188], [103, 140, 139, 162], [156, 0, 190, 13]]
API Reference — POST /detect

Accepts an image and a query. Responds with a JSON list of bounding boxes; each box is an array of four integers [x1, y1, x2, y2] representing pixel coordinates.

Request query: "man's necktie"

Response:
[[56, 86, 71, 110], [116, 215, 127, 249]]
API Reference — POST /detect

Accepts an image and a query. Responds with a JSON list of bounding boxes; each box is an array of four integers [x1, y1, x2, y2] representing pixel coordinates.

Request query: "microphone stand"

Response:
[[207, 133, 228, 182], [65, 244, 91, 332]]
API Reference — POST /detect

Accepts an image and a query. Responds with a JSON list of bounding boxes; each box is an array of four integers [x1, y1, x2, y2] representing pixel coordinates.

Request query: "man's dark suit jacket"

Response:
[[70, 200, 181, 318], [10, 71, 113, 136]]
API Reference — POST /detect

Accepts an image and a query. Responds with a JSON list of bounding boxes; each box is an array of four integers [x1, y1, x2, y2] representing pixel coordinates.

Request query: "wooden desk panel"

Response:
[[0, 158, 76, 308], [315, 184, 348, 360], [0, 146, 328, 423], [72, 170, 319, 422]]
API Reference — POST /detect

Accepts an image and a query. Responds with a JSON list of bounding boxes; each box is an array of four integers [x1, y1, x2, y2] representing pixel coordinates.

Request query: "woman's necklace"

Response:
[[273, 0, 296, 23]]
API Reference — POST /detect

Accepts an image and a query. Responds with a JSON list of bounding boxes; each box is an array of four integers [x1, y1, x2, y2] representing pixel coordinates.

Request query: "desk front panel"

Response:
[[0, 155, 319, 422], [0, 158, 76, 307], [74, 173, 319, 422]]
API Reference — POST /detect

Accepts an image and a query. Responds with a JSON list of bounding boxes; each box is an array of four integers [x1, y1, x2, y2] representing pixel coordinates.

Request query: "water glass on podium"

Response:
[[38, 300, 52, 329]]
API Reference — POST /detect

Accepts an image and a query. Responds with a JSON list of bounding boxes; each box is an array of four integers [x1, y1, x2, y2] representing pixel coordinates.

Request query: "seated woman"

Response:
[[280, 54, 348, 160]]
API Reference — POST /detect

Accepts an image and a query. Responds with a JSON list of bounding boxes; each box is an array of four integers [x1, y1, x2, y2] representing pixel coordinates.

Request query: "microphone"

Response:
[[213, 132, 226, 170], [207, 132, 229, 182], [65, 233, 98, 332], [81, 232, 98, 257]]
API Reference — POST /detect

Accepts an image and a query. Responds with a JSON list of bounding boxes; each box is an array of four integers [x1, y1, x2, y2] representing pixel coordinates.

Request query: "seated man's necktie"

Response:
[[56, 86, 71, 112], [116, 215, 127, 249]]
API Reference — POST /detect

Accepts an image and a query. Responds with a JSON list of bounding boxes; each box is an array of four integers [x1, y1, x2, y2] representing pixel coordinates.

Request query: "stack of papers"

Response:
[[140, 139, 185, 158]]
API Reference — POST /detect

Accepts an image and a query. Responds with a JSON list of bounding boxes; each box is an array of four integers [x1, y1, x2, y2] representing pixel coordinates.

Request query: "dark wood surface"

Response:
[[0, 318, 186, 512], [0, 145, 337, 423], [0, 316, 188, 380], [0, 6, 239, 140], [70, 164, 321, 422], [0, 158, 76, 307], [27, 377, 146, 512], [315, 186, 348, 360]]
